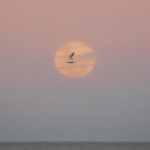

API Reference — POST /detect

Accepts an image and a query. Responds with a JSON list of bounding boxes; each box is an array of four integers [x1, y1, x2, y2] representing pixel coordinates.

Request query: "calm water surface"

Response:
[[0, 142, 150, 150]]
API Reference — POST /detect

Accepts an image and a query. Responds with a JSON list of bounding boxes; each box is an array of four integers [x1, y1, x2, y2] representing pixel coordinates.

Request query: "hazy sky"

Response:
[[0, 0, 150, 141]]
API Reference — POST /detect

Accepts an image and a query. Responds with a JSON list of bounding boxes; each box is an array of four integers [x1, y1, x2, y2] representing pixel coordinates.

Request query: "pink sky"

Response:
[[0, 0, 150, 141]]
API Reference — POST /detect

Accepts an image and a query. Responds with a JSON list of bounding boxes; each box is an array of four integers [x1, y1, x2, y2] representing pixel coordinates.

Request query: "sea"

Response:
[[0, 142, 150, 150]]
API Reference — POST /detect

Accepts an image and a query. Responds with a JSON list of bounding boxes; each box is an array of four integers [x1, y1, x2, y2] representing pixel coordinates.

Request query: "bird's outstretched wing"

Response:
[[67, 52, 75, 63], [69, 52, 75, 59]]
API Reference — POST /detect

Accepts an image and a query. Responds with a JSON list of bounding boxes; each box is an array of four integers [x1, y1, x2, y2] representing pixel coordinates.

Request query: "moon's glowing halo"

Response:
[[54, 42, 96, 78]]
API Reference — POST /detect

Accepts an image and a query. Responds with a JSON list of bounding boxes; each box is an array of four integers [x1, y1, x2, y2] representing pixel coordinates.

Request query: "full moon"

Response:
[[54, 42, 96, 78]]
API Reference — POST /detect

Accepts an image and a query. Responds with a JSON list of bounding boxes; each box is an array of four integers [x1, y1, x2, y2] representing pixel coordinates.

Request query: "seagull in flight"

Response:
[[67, 52, 75, 63]]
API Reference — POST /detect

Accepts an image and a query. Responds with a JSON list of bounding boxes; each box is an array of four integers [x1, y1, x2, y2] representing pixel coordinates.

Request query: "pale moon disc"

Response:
[[54, 42, 96, 78]]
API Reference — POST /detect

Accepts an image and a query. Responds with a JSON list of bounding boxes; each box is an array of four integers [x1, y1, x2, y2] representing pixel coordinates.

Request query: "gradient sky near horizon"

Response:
[[0, 0, 150, 141]]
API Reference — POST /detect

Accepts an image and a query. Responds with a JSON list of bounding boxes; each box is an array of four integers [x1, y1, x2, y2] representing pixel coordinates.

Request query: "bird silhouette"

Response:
[[67, 52, 75, 63]]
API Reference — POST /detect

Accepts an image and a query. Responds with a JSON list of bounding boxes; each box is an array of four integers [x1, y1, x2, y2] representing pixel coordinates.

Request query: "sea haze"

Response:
[[0, 142, 150, 150]]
